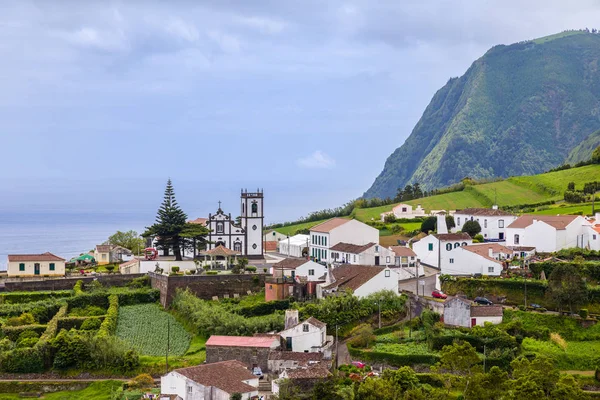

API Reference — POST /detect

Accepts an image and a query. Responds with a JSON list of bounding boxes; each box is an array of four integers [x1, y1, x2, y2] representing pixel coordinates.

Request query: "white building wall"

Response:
[[441, 247, 502, 276], [241, 194, 264, 257], [139, 260, 197, 274], [412, 236, 440, 268], [473, 316, 503, 326], [7, 260, 66, 277], [353, 268, 399, 298], [330, 220, 379, 248], [443, 299, 470, 328], [506, 223, 556, 252], [453, 214, 517, 241], [161, 372, 205, 400], [587, 227, 600, 250], [295, 261, 328, 281], [279, 323, 326, 352]]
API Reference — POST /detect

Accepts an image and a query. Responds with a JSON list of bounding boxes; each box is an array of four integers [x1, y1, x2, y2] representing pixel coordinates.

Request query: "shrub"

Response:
[[17, 337, 38, 348], [128, 374, 154, 390], [171, 266, 180, 273], [105, 265, 115, 273], [69, 305, 105, 317], [206, 271, 219, 275], [5, 312, 36, 327], [462, 220, 482, 237], [127, 276, 150, 289], [0, 346, 44, 373], [81, 317, 103, 331], [384, 214, 397, 223], [473, 234, 484, 243], [74, 280, 84, 295], [580, 309, 589, 319], [97, 295, 119, 339], [550, 332, 567, 351], [39, 305, 68, 342], [245, 266, 257, 273]]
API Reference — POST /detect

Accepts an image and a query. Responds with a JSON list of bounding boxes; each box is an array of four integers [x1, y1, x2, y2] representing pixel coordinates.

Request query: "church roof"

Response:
[[200, 245, 241, 256]]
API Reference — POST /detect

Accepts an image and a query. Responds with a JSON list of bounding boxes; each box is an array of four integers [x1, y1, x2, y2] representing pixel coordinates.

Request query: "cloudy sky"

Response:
[[2, 0, 600, 223]]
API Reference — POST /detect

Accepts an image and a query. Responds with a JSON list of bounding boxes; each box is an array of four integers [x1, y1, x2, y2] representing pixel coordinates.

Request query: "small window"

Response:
[[353, 254, 356, 262], [308, 269, 315, 276], [303, 324, 309, 332], [457, 217, 460, 225], [514, 234, 520, 245], [498, 220, 504, 228], [462, 242, 467, 246], [216, 222, 224, 233], [488, 267, 494, 273], [375, 245, 379, 252], [385, 270, 391, 277], [428, 243, 433, 251], [445, 243, 452, 251], [49, 263, 55, 271], [402, 207, 407, 212], [19, 263, 25, 271], [323, 250, 327, 259], [450, 258, 454, 264], [386, 256, 390, 263], [594, 234, 598, 240], [484, 219, 487, 228], [454, 242, 460, 248], [187, 386, 193, 394]]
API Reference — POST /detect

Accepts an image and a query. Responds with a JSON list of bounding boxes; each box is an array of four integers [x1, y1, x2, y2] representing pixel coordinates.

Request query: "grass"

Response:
[[522, 338, 600, 370], [508, 165, 600, 198], [502, 310, 600, 341], [530, 203, 598, 216], [471, 180, 552, 206], [0, 381, 125, 400], [533, 30, 587, 44], [372, 342, 437, 356], [274, 218, 333, 236], [115, 304, 191, 356]]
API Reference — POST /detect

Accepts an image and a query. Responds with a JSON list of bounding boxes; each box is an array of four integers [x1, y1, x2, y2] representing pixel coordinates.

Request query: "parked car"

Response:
[[432, 290, 448, 299], [474, 297, 493, 305], [351, 361, 366, 369], [530, 303, 542, 309], [252, 367, 264, 379]]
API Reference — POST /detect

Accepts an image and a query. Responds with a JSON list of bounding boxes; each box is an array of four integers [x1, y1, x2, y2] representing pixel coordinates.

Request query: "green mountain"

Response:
[[365, 31, 600, 199], [566, 129, 600, 164]]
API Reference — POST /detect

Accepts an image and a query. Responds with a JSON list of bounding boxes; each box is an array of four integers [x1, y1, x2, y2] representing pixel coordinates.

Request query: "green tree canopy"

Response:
[[107, 230, 145, 254], [547, 263, 588, 314], [462, 220, 482, 237], [420, 217, 436, 233]]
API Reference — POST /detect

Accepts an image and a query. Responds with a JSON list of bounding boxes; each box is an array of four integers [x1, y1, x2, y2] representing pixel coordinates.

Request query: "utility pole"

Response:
[[524, 278, 527, 308], [483, 344, 487, 373], [166, 319, 170, 374], [335, 324, 339, 369], [378, 298, 382, 329]]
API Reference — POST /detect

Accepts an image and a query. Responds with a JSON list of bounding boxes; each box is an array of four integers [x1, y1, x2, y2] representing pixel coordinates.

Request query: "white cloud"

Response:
[[60, 27, 128, 51], [296, 151, 336, 169], [208, 30, 241, 53], [236, 16, 286, 34], [165, 17, 200, 42]]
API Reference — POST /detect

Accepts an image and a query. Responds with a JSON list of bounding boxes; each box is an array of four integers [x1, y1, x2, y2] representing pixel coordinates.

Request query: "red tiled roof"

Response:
[[329, 242, 376, 254], [273, 258, 310, 270], [8, 252, 65, 262], [462, 243, 512, 264], [508, 246, 536, 252], [455, 208, 514, 217], [206, 335, 279, 348], [268, 351, 323, 363], [322, 265, 385, 292], [433, 233, 472, 241], [174, 360, 257, 394], [285, 365, 331, 379], [200, 245, 241, 256], [120, 258, 139, 268], [188, 217, 208, 225], [389, 246, 416, 257], [310, 218, 351, 233], [507, 215, 580, 230]]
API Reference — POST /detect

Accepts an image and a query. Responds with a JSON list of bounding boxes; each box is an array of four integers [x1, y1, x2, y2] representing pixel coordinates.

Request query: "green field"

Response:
[[522, 338, 600, 370], [470, 180, 553, 206], [0, 381, 125, 400], [530, 203, 598, 216], [274, 219, 332, 235], [116, 304, 191, 356]]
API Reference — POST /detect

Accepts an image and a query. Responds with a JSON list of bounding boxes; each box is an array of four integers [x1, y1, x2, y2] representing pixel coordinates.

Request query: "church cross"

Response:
[[218, 200, 222, 209]]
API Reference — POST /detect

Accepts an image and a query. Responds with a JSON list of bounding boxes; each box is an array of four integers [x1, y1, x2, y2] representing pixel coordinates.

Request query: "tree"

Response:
[[567, 181, 575, 191], [592, 145, 600, 164], [356, 377, 397, 400], [382, 366, 419, 392], [143, 180, 209, 261], [445, 215, 456, 230], [348, 324, 375, 348], [107, 230, 145, 254], [412, 182, 423, 199], [462, 220, 482, 237], [230, 394, 242, 400], [547, 263, 588, 314], [432, 341, 481, 395], [420, 217, 436, 233], [463, 367, 508, 400]]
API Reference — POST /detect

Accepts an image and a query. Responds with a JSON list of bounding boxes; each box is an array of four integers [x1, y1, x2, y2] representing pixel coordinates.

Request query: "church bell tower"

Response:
[[241, 188, 264, 259]]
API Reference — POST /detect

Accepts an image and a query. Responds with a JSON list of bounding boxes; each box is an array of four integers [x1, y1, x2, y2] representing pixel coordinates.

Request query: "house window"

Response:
[[428, 243, 433, 251], [386, 256, 390, 263], [324, 236, 327, 246], [402, 207, 407, 212], [446, 243, 452, 251], [457, 217, 460, 225], [375, 245, 379, 252], [450, 258, 454, 264], [187, 386, 193, 394], [353, 254, 356, 262], [318, 236, 321, 246], [323, 250, 327, 259], [303, 324, 309, 332], [49, 263, 55, 271], [385, 270, 391, 277], [19, 263, 25, 271], [309, 269, 315, 276], [488, 267, 494, 273], [102, 254, 107, 260], [594, 234, 598, 240], [312, 235, 315, 244], [484, 219, 487, 228], [498, 220, 504, 228], [454, 242, 460, 248], [216, 222, 224, 233]]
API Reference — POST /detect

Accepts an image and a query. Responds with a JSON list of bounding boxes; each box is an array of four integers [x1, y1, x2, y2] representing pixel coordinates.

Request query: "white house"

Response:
[[318, 265, 399, 299], [329, 242, 395, 266], [389, 246, 417, 268], [443, 297, 503, 328], [7, 252, 66, 277], [160, 360, 258, 400], [452, 207, 517, 241], [505, 215, 590, 252], [585, 213, 600, 251], [309, 218, 379, 263], [264, 229, 288, 243], [279, 234, 310, 258], [279, 311, 329, 353], [380, 203, 426, 221], [119, 258, 140, 274], [270, 258, 328, 282], [441, 243, 511, 276], [412, 233, 472, 269]]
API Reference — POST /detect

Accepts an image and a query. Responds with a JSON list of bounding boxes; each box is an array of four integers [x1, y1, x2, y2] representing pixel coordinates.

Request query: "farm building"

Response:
[[205, 335, 280, 372], [443, 297, 503, 328]]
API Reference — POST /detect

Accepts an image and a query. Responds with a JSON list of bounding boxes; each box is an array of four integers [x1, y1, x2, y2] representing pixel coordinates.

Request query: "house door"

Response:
[[471, 318, 476, 328], [286, 337, 292, 350], [498, 232, 504, 240], [375, 256, 380, 266], [34, 263, 40, 275]]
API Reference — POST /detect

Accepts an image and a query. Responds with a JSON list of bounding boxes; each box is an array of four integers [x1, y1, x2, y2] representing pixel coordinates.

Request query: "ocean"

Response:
[[0, 211, 150, 270]]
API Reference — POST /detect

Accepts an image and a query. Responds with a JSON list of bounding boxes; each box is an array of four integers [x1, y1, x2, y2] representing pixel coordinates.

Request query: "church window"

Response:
[[252, 243, 257, 249], [216, 222, 224, 233], [234, 242, 242, 252], [454, 242, 460, 248], [446, 243, 452, 251], [252, 225, 257, 230], [251, 202, 258, 215]]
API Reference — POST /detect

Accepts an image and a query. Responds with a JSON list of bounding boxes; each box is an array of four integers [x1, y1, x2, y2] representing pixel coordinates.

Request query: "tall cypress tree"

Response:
[[144, 179, 188, 260]]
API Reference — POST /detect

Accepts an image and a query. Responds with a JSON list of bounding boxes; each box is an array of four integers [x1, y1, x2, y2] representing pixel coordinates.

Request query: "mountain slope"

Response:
[[566, 129, 600, 164], [365, 31, 600, 199]]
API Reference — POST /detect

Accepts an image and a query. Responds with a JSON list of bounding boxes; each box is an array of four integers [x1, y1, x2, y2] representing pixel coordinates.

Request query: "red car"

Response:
[[432, 290, 447, 299], [351, 361, 366, 369]]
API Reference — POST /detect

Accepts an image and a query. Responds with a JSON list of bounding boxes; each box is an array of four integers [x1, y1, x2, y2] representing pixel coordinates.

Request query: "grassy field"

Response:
[[274, 218, 333, 235], [471, 180, 554, 206], [521, 338, 600, 370], [0, 381, 125, 400], [116, 304, 191, 356], [508, 165, 600, 197], [530, 203, 598, 216]]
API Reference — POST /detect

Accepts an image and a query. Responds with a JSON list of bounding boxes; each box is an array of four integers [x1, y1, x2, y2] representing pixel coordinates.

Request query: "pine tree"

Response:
[[143, 179, 188, 260]]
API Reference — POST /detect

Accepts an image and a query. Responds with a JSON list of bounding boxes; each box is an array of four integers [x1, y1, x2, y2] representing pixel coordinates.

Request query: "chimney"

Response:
[[285, 310, 299, 330], [595, 213, 600, 224], [492, 205, 498, 210], [437, 213, 448, 234], [488, 247, 494, 258]]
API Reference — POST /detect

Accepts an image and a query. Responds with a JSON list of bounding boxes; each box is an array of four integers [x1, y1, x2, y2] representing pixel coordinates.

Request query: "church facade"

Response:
[[204, 189, 264, 259]]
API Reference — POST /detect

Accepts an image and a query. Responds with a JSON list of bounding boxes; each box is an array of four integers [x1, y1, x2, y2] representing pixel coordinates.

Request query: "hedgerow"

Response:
[[97, 295, 119, 339]]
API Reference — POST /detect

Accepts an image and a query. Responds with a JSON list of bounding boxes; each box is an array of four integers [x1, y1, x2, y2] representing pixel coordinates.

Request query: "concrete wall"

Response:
[[3, 273, 146, 292], [150, 272, 265, 307], [473, 316, 502, 326], [353, 268, 399, 298], [443, 299, 470, 328]]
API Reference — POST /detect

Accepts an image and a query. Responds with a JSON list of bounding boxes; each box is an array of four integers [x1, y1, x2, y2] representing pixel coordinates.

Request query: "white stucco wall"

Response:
[[353, 267, 399, 298], [443, 299, 471, 328], [140, 260, 198, 274], [587, 226, 600, 250], [412, 236, 440, 268], [453, 214, 517, 240], [279, 322, 326, 352], [441, 246, 502, 276], [506, 216, 589, 252], [310, 219, 379, 263], [473, 316, 503, 326], [7, 260, 65, 277]]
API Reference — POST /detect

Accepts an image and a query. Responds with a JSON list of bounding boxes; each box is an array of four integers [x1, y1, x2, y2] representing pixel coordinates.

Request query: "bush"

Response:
[[171, 266, 180, 273], [238, 300, 290, 317], [105, 265, 115, 273], [39, 305, 68, 342], [384, 214, 397, 223], [0, 346, 44, 373], [74, 280, 84, 295], [245, 266, 257, 273], [127, 276, 150, 289], [81, 317, 103, 331], [206, 271, 219, 275], [462, 220, 482, 237], [580, 309, 589, 319], [0, 291, 72, 305], [128, 374, 154, 390], [97, 295, 119, 339], [473, 234, 484, 243], [5, 312, 36, 327], [69, 305, 105, 317], [2, 325, 46, 342]]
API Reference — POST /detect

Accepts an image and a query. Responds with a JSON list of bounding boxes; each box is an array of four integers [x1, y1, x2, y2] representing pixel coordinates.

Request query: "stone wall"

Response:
[[149, 272, 266, 307], [206, 345, 272, 371], [2, 274, 146, 292]]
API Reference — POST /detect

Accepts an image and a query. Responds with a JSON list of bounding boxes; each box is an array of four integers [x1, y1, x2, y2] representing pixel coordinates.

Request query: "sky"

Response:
[[2, 0, 600, 224]]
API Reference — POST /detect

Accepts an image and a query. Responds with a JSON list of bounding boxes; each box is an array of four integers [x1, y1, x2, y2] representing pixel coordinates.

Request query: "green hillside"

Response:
[[566, 129, 600, 164], [365, 31, 600, 199]]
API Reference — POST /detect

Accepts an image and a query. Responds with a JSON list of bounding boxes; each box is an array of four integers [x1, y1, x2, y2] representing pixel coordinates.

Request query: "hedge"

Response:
[[97, 295, 118, 339], [0, 381, 89, 394], [427, 334, 517, 352], [65, 289, 159, 309], [116, 289, 160, 306], [238, 299, 290, 317], [0, 346, 45, 373], [38, 304, 68, 342], [1, 324, 47, 342], [57, 316, 105, 331], [348, 346, 440, 367], [0, 299, 63, 319], [0, 291, 72, 305]]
